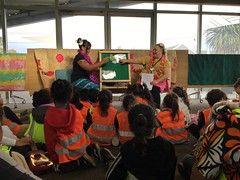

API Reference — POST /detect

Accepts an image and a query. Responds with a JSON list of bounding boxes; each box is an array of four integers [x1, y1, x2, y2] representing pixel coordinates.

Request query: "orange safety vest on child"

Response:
[[117, 111, 134, 144], [135, 96, 149, 105], [87, 105, 117, 146], [156, 110, 188, 144], [80, 101, 92, 122], [44, 104, 90, 164], [1, 119, 21, 136]]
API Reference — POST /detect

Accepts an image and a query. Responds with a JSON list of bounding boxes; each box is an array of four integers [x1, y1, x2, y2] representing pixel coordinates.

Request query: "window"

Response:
[[62, 16, 104, 49], [157, 14, 198, 54], [157, 3, 198, 11], [111, 16, 151, 49], [110, 2, 153, 10], [203, 5, 240, 13], [202, 15, 240, 54], [8, 20, 56, 53], [0, 29, 2, 53]]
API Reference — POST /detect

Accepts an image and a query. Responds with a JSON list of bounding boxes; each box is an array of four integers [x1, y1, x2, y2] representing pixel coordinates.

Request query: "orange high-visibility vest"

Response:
[[87, 105, 117, 146], [200, 108, 211, 135], [2, 119, 21, 136], [80, 101, 92, 122], [156, 110, 188, 144], [45, 105, 91, 164], [135, 97, 149, 105], [117, 111, 134, 143]]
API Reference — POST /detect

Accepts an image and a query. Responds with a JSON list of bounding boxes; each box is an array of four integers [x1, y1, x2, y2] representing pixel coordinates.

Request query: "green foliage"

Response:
[[206, 23, 240, 54]]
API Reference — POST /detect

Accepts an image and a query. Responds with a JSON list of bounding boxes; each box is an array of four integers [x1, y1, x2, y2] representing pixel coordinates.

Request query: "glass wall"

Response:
[[157, 14, 198, 54], [202, 15, 240, 54], [111, 16, 151, 49], [202, 5, 240, 13], [62, 15, 104, 49], [7, 20, 56, 53], [157, 3, 198, 11], [0, 29, 2, 53], [110, 2, 153, 9]]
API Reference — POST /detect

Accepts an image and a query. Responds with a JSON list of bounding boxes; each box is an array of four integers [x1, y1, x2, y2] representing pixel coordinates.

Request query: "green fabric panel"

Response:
[[188, 54, 240, 85], [0, 72, 25, 81], [101, 53, 130, 81]]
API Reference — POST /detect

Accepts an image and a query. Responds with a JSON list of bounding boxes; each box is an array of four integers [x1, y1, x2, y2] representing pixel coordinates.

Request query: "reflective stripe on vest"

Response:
[[88, 133, 113, 143], [91, 124, 115, 131], [118, 131, 134, 137], [162, 136, 187, 145], [55, 145, 87, 156], [162, 127, 186, 135], [59, 131, 83, 147]]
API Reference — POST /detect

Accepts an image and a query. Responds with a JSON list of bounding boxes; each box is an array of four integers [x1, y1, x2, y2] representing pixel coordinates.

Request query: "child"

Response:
[[172, 86, 191, 126], [25, 88, 53, 149], [71, 88, 92, 131], [87, 90, 117, 146], [188, 89, 227, 139], [88, 88, 100, 108], [116, 94, 136, 144], [233, 78, 240, 102], [156, 93, 188, 144], [44, 79, 96, 172], [106, 104, 176, 180], [126, 83, 155, 108]]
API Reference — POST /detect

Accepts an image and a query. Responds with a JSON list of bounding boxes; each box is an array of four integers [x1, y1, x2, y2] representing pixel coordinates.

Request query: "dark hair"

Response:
[[78, 88, 89, 101], [142, 83, 155, 108], [233, 78, 240, 88], [162, 93, 179, 120], [206, 89, 227, 107], [155, 43, 166, 55], [99, 90, 112, 116], [128, 104, 155, 155], [88, 89, 100, 103], [172, 86, 190, 110], [76, 38, 91, 50], [71, 88, 83, 110], [51, 79, 73, 104], [32, 88, 52, 107], [122, 94, 136, 111], [126, 83, 154, 107], [127, 84, 144, 97]]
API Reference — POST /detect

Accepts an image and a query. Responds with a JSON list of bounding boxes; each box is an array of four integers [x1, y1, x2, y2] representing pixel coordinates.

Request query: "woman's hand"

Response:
[[101, 57, 109, 65], [119, 59, 128, 64]]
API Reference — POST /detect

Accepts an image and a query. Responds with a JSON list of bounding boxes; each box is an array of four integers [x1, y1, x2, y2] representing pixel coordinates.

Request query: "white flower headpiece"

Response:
[[77, 39, 83, 46]]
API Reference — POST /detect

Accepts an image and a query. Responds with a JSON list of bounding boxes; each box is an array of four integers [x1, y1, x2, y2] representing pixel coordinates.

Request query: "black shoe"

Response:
[[78, 154, 96, 168], [87, 143, 102, 160], [100, 148, 115, 167], [178, 162, 191, 180]]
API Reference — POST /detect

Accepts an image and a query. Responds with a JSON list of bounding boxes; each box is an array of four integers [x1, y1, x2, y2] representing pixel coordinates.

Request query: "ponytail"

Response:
[[128, 104, 155, 156], [99, 90, 112, 116], [162, 93, 179, 120]]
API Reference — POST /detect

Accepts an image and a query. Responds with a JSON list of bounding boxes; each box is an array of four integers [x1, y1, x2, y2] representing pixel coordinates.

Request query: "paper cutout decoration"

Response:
[[56, 53, 64, 63]]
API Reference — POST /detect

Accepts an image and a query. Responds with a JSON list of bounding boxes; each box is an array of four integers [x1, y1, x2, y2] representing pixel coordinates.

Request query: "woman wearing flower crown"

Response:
[[71, 38, 109, 90], [120, 43, 171, 109]]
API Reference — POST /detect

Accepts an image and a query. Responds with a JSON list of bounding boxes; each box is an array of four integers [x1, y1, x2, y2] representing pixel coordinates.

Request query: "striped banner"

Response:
[[0, 54, 26, 90]]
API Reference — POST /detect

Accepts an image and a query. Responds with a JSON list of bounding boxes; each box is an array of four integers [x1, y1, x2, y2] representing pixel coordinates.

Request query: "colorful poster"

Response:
[[0, 54, 26, 90]]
